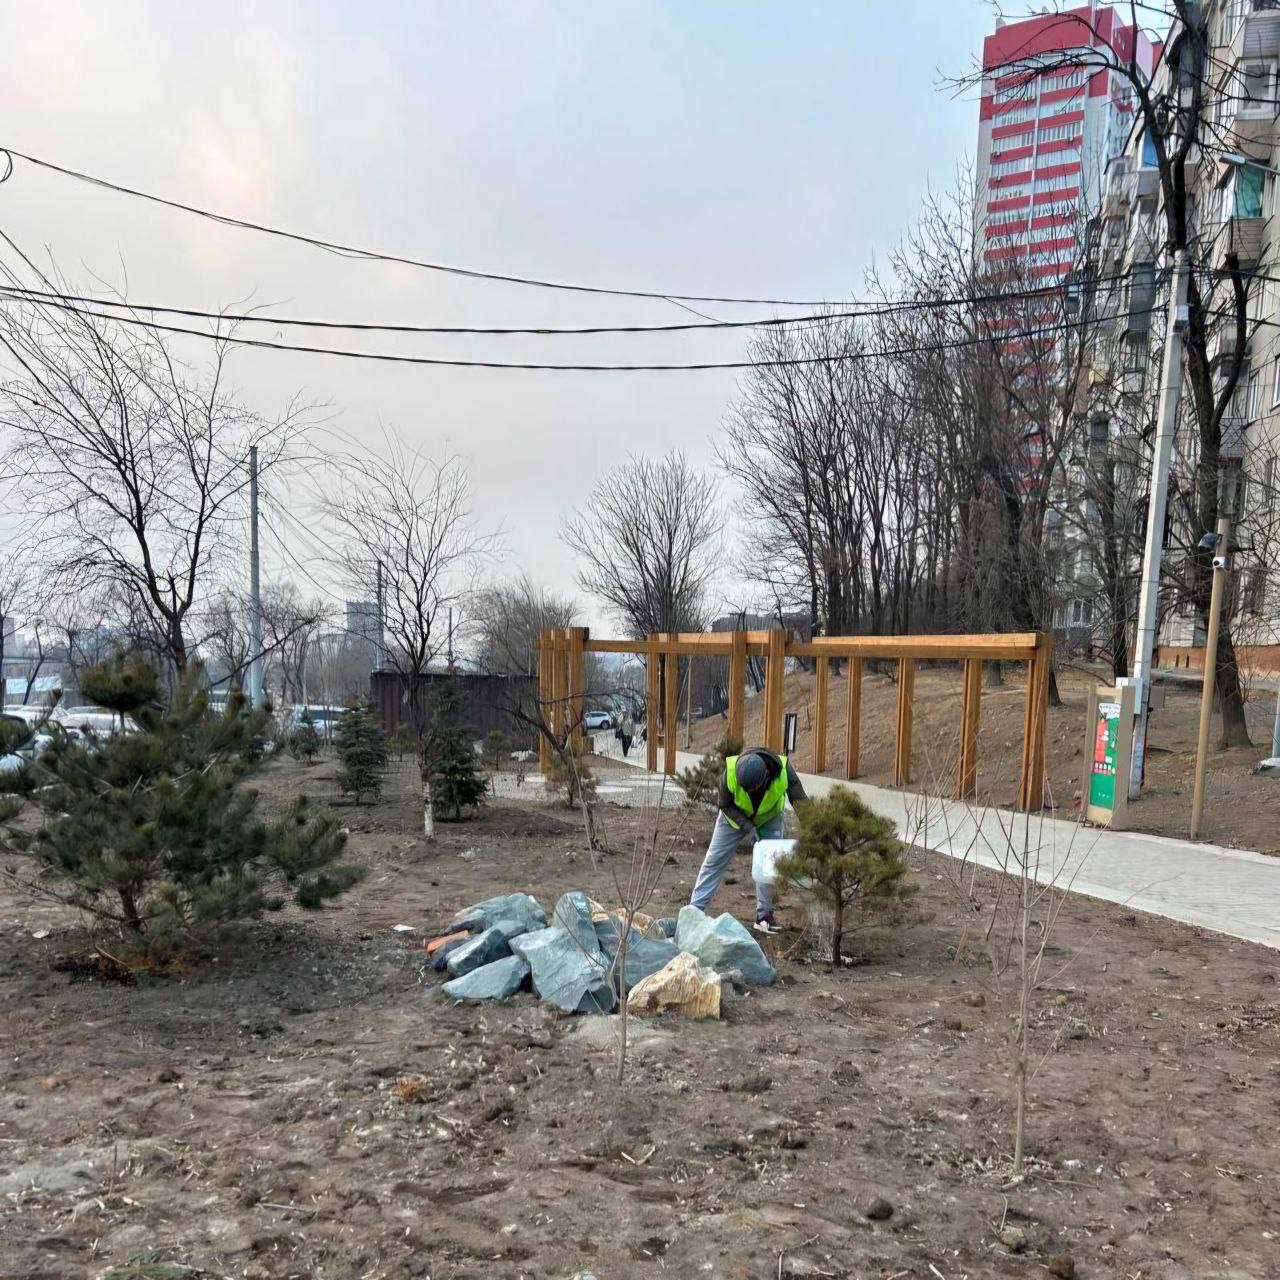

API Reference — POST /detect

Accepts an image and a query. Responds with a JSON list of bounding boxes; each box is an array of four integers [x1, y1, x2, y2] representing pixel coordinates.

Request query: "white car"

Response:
[[582, 711, 613, 732]]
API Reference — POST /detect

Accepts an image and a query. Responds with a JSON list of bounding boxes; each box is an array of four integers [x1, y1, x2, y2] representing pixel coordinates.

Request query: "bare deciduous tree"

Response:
[[0, 267, 309, 677], [329, 442, 495, 832], [563, 452, 720, 638]]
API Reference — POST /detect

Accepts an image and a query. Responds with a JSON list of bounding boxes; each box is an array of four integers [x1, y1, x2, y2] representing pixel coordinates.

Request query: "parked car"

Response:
[[284, 704, 347, 740], [54, 707, 140, 738], [582, 710, 613, 732]]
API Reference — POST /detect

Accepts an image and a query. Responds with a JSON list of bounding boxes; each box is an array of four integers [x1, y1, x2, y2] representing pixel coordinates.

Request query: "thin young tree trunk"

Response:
[[423, 776, 435, 838], [831, 895, 844, 966], [1014, 861, 1030, 1174]]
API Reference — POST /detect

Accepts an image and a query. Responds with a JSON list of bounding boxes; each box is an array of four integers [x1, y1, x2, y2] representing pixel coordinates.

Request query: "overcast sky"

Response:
[[2, 0, 994, 631]]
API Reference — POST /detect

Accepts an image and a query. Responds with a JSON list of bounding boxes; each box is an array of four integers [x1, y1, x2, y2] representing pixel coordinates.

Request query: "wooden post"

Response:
[[844, 657, 862, 779], [551, 629, 568, 743], [663, 634, 679, 776], [764, 629, 786, 752], [813, 655, 829, 773], [893, 657, 916, 787], [645, 634, 659, 773], [957, 657, 982, 799], [728, 630, 747, 745], [536, 627, 553, 772], [1018, 633, 1053, 811], [568, 626, 587, 752]]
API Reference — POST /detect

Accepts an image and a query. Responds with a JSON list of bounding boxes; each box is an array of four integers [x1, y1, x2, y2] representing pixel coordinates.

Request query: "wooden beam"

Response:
[[536, 628, 553, 772], [1018, 634, 1053, 811], [788, 633, 1039, 661], [645, 634, 659, 773], [663, 634, 679, 776], [813, 655, 829, 773], [893, 657, 916, 787], [844, 657, 862, 779], [957, 657, 982, 800], [764, 629, 786, 752], [727, 630, 746, 745]]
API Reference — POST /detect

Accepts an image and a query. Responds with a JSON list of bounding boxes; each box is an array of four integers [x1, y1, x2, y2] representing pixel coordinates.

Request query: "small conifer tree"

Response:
[[776, 786, 913, 964], [678, 735, 742, 808], [427, 721, 487, 820], [0, 656, 363, 955], [335, 700, 388, 803], [289, 708, 321, 763], [543, 742, 597, 810]]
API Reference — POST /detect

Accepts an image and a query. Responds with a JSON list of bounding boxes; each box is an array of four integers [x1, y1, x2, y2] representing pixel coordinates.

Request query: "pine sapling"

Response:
[[0, 657, 364, 957], [677, 735, 742, 808], [290, 708, 321, 763], [335, 699, 388, 804], [777, 786, 913, 964], [426, 721, 488, 821]]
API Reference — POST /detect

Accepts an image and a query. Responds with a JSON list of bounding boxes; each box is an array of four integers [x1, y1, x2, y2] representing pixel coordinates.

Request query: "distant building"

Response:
[[976, 5, 1155, 278], [345, 600, 382, 670]]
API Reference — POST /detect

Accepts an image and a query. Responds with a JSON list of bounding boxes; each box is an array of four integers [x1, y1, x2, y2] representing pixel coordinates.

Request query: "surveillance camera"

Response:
[[1212, 554, 1229, 571]]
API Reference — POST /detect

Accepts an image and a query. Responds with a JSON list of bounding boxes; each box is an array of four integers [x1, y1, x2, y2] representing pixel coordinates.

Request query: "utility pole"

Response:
[[247, 445, 264, 708], [447, 606, 455, 672], [1129, 251, 1189, 797], [1190, 517, 1231, 839]]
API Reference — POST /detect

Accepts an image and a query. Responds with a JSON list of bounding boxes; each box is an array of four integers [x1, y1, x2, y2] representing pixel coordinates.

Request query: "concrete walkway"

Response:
[[601, 736, 1280, 952]]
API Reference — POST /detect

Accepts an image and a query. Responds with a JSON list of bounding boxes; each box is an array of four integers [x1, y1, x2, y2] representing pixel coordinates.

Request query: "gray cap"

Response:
[[735, 752, 768, 792]]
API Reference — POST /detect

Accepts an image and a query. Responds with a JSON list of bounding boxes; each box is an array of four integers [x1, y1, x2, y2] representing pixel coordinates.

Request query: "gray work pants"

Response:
[[689, 812, 784, 916]]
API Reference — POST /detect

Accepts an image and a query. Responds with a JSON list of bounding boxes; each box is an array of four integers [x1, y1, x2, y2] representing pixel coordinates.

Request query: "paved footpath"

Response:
[[605, 740, 1280, 952]]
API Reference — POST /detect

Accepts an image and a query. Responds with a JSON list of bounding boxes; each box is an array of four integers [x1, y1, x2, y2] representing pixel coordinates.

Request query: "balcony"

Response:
[[1231, 1, 1280, 61], [1223, 95, 1280, 145], [1208, 322, 1247, 369], [1103, 156, 1160, 217], [1213, 213, 1266, 269], [1220, 416, 1248, 460]]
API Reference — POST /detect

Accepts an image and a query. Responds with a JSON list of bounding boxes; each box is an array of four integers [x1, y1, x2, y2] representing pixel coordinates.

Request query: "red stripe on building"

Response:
[[1037, 136, 1082, 155], [988, 195, 1031, 214], [1034, 187, 1078, 204]]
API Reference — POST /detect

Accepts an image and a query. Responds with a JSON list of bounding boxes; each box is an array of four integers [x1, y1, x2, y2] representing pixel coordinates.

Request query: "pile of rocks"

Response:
[[428, 891, 775, 1018]]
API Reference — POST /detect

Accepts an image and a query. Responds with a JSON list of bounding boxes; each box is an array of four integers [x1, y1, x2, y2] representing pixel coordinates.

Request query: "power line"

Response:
[[0, 145, 848, 308], [0, 276, 1137, 337], [0, 289, 1159, 371]]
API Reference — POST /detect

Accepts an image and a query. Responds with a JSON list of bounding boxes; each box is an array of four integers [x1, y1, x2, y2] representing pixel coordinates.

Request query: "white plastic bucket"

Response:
[[751, 838, 798, 887]]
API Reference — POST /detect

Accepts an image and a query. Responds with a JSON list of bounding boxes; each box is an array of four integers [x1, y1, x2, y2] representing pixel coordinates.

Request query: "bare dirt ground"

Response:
[[2, 753, 1278, 1279], [687, 662, 1280, 853]]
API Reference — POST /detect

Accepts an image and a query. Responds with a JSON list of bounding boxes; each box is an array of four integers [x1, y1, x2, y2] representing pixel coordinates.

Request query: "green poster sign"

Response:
[[1089, 700, 1120, 809]]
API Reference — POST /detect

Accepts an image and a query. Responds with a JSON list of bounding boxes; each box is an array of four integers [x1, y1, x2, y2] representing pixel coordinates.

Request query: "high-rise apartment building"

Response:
[[976, 5, 1156, 279]]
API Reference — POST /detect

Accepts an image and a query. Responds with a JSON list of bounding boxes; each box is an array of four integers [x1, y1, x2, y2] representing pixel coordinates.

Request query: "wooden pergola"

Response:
[[536, 628, 1054, 812]]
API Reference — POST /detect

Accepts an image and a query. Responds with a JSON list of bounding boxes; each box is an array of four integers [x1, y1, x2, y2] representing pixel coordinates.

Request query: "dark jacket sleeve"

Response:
[[785, 758, 807, 806]]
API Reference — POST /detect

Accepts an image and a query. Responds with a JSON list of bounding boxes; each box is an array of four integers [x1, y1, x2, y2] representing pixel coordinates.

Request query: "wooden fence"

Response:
[[536, 628, 1054, 812]]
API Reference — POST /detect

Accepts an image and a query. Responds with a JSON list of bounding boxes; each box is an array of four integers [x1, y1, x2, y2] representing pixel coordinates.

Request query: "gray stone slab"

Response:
[[450, 892, 546, 937], [444, 926, 512, 977], [511, 923, 614, 1013], [552, 891, 601, 957], [676, 904, 776, 986], [441, 955, 530, 1001]]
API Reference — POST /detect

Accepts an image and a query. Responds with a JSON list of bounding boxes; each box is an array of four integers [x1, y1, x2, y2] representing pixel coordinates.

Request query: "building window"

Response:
[[1264, 455, 1277, 510], [1035, 172, 1076, 193], [1272, 356, 1280, 408], [991, 158, 1031, 177], [1070, 599, 1093, 626], [994, 79, 1034, 104], [1246, 367, 1262, 420]]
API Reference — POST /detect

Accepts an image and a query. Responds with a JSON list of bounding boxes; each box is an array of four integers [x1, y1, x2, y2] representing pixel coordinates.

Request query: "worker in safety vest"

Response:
[[689, 747, 806, 935]]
